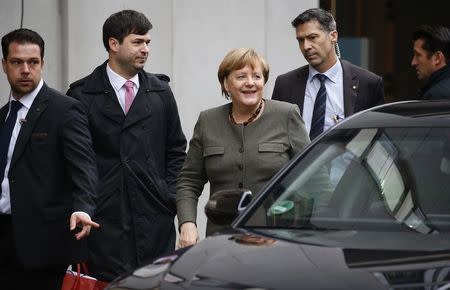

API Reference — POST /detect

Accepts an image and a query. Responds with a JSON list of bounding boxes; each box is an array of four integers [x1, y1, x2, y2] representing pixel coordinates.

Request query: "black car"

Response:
[[107, 100, 450, 290]]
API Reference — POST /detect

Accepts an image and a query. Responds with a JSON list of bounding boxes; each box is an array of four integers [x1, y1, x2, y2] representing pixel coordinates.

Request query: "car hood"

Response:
[[109, 231, 450, 290]]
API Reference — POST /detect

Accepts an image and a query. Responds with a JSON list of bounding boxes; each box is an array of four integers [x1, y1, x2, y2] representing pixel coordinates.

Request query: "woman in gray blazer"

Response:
[[176, 48, 310, 248]]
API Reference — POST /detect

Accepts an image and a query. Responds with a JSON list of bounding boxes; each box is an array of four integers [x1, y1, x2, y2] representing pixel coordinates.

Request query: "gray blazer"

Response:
[[176, 99, 310, 235]]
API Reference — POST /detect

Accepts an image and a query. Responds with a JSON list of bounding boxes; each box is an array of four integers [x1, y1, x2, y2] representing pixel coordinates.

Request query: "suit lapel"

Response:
[[99, 91, 125, 124], [341, 60, 358, 117], [81, 65, 125, 125], [122, 86, 152, 129], [296, 67, 309, 115], [10, 84, 50, 168], [122, 72, 169, 130], [0, 105, 8, 128], [82, 61, 125, 124]]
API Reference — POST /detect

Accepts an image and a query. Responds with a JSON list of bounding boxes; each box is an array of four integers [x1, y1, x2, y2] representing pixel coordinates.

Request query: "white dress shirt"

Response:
[[0, 79, 43, 214], [106, 63, 139, 112], [303, 59, 345, 134]]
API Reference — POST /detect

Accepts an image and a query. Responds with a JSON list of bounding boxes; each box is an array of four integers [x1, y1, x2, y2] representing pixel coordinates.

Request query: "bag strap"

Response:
[[76, 264, 82, 277], [80, 262, 90, 275], [72, 264, 82, 289]]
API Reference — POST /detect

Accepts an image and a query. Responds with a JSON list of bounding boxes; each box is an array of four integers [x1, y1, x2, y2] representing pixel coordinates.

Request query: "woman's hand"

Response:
[[179, 222, 198, 248]]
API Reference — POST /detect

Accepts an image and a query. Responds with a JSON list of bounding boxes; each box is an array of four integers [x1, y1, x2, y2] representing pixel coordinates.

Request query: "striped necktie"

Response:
[[309, 74, 328, 140]]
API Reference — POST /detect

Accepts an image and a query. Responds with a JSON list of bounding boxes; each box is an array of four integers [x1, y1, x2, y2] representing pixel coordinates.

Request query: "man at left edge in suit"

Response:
[[0, 28, 99, 290]]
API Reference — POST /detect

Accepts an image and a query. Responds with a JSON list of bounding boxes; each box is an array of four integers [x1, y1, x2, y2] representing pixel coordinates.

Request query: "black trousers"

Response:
[[0, 214, 67, 290]]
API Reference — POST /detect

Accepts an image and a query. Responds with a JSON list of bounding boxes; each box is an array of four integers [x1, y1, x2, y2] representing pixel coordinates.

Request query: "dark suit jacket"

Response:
[[1, 83, 97, 268], [272, 59, 384, 116], [67, 61, 187, 281]]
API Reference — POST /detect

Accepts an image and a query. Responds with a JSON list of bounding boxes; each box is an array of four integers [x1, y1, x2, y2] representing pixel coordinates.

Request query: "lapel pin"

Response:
[[352, 85, 357, 90], [19, 118, 27, 125]]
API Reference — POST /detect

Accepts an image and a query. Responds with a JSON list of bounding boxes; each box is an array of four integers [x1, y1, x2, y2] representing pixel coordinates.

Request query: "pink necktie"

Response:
[[124, 80, 134, 114]]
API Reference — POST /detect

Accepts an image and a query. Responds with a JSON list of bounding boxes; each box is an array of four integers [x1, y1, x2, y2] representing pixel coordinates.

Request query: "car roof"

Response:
[[337, 100, 450, 129]]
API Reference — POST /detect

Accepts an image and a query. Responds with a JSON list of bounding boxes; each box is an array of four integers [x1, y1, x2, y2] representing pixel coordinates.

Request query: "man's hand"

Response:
[[70, 212, 100, 240], [178, 222, 198, 248]]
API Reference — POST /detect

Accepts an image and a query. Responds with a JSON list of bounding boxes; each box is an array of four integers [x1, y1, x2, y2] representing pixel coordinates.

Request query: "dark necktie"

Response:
[[309, 74, 327, 140], [0, 100, 22, 184]]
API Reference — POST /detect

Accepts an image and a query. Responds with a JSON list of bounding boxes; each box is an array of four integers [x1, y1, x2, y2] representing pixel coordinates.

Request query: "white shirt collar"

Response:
[[106, 63, 139, 90], [307, 59, 341, 84]]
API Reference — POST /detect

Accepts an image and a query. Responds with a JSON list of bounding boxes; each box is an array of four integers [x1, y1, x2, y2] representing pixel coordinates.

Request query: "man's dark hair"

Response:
[[291, 8, 337, 32], [413, 25, 450, 63], [102, 9, 152, 52], [1, 28, 45, 59]]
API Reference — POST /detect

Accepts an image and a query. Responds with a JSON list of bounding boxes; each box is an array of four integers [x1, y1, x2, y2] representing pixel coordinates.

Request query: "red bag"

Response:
[[61, 263, 108, 290]]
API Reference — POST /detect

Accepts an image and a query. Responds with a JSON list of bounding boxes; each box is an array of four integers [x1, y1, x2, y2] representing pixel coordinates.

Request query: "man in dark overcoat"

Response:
[[67, 10, 187, 282]]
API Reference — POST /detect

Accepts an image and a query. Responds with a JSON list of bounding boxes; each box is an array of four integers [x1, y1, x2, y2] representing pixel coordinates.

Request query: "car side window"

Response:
[[243, 127, 450, 233]]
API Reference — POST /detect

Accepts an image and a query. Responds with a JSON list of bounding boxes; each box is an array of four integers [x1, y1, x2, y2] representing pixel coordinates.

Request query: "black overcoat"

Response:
[[418, 65, 450, 100], [67, 62, 187, 281], [2, 84, 97, 268]]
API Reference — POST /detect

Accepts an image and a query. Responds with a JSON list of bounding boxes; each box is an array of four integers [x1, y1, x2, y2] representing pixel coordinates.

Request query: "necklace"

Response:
[[229, 99, 264, 126]]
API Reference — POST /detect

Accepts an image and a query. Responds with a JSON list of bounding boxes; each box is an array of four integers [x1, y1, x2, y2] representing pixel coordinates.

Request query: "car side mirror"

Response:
[[204, 189, 252, 225]]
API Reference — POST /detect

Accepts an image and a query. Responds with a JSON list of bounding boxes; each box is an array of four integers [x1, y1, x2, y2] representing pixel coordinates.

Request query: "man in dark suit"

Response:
[[67, 10, 187, 282], [0, 29, 99, 290], [272, 8, 384, 139]]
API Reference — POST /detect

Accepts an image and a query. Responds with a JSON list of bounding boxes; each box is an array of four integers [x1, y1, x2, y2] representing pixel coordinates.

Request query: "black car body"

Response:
[[107, 101, 450, 290]]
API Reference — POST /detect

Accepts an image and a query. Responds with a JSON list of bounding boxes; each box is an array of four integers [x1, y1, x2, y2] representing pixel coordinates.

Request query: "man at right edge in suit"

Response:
[[272, 8, 384, 139]]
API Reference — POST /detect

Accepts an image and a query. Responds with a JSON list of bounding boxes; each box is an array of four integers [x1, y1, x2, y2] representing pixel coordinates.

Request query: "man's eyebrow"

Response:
[[8, 57, 40, 61], [297, 32, 318, 40]]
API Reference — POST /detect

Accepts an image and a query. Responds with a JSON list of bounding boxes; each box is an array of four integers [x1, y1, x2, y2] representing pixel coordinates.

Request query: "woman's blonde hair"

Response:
[[218, 48, 269, 99]]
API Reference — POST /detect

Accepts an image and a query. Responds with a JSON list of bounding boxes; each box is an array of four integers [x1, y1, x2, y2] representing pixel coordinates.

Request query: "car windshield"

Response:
[[242, 127, 450, 239]]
